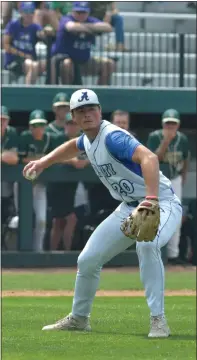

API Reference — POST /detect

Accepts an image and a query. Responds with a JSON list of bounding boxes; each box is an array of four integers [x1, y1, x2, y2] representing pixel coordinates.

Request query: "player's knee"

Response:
[[77, 251, 99, 275]]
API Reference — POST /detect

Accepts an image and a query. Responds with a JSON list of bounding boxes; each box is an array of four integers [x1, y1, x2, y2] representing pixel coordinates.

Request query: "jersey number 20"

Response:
[[111, 179, 134, 200]]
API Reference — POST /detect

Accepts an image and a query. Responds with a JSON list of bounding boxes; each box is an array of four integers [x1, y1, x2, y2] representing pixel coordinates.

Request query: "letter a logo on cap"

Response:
[[78, 91, 89, 102]]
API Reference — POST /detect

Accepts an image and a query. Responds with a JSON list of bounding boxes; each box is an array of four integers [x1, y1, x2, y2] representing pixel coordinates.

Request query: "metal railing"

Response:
[[1, 32, 196, 88]]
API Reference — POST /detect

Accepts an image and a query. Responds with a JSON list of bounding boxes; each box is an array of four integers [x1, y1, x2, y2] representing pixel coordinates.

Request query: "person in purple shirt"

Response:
[[3, 1, 53, 84], [50, 1, 115, 85]]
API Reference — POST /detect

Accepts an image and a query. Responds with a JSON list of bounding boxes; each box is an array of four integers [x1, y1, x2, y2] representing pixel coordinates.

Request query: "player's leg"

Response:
[[136, 198, 182, 337], [33, 184, 47, 251], [42, 202, 135, 330], [167, 176, 183, 262]]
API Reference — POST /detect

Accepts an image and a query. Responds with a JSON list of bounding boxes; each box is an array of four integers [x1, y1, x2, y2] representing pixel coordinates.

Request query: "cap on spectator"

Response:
[[53, 93, 70, 107], [162, 109, 180, 124], [72, 1, 90, 12], [29, 110, 48, 125], [20, 1, 35, 13], [1, 106, 10, 119], [70, 89, 100, 110], [65, 112, 73, 122]]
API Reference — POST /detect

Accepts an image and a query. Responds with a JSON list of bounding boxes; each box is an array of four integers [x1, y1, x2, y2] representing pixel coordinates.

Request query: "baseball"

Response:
[[25, 169, 37, 181]]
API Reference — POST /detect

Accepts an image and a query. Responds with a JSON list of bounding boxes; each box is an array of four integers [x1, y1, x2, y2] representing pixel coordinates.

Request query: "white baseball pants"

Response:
[[71, 196, 182, 318], [167, 176, 182, 258], [33, 183, 47, 252]]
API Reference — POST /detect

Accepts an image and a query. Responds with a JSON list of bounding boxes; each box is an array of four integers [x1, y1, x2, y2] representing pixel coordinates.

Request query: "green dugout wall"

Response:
[[2, 86, 196, 113]]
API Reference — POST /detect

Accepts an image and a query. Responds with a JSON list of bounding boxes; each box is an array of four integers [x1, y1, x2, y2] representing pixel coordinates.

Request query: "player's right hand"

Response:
[[163, 129, 176, 141], [23, 160, 44, 179]]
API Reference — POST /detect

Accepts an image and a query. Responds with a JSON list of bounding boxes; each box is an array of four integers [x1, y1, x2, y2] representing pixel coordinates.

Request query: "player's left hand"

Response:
[[120, 197, 160, 242]]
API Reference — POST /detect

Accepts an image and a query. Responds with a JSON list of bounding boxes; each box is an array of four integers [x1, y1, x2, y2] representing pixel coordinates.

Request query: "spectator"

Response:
[[49, 112, 89, 251], [90, 2, 127, 52], [111, 109, 136, 136], [3, 1, 53, 84], [1, 106, 19, 238], [147, 109, 190, 265], [45, 92, 70, 135], [33, 2, 72, 31], [111, 110, 130, 131], [50, 1, 114, 85], [19, 109, 56, 251]]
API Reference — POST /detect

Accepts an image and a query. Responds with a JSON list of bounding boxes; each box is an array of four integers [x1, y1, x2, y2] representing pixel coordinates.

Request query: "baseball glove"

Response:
[[120, 197, 160, 242]]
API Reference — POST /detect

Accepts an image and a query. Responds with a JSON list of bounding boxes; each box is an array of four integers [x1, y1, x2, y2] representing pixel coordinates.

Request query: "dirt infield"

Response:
[[2, 289, 196, 297], [2, 266, 196, 274]]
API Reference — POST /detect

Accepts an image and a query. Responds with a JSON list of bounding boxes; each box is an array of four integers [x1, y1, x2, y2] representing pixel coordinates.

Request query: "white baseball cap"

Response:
[[70, 89, 100, 110]]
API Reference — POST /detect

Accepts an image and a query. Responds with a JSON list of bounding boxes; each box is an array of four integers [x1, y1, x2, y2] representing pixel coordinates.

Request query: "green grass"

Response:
[[2, 297, 196, 360], [2, 270, 196, 291]]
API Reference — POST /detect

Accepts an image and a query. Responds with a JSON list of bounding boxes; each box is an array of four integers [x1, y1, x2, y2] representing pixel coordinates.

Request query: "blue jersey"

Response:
[[4, 19, 42, 67], [51, 15, 100, 63], [77, 120, 174, 203]]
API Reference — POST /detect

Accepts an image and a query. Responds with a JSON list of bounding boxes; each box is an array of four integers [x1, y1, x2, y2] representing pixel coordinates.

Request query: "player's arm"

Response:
[[1, 131, 19, 165], [22, 155, 42, 164], [106, 131, 159, 198], [132, 145, 159, 197], [23, 137, 83, 177], [1, 149, 18, 165]]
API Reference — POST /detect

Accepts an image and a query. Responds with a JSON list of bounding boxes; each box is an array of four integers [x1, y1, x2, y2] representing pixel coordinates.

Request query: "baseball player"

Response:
[[147, 109, 189, 265], [1, 106, 19, 230], [19, 109, 56, 251], [23, 89, 182, 338], [45, 92, 70, 135]]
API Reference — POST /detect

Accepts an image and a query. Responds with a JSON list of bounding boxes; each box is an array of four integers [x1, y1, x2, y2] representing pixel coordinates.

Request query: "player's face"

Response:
[[30, 125, 45, 140], [65, 121, 80, 138], [54, 106, 70, 121], [112, 115, 129, 131], [72, 105, 101, 131], [73, 11, 89, 22], [163, 122, 179, 132], [0, 116, 9, 136]]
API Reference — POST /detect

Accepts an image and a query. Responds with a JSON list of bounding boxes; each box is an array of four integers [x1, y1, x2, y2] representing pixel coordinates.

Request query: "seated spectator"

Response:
[[19, 109, 56, 252], [1, 106, 19, 242], [90, 2, 127, 52], [3, 1, 53, 84], [45, 92, 70, 135], [51, 1, 115, 85], [48, 112, 89, 251]]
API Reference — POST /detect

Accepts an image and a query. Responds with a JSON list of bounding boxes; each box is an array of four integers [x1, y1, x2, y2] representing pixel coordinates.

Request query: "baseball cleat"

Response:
[[148, 315, 170, 338], [42, 313, 91, 331]]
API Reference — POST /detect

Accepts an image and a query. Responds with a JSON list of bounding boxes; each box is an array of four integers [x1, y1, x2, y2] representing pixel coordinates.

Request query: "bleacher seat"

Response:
[[111, 73, 196, 87], [96, 33, 196, 54], [120, 12, 196, 33]]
